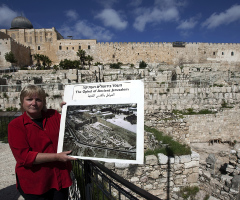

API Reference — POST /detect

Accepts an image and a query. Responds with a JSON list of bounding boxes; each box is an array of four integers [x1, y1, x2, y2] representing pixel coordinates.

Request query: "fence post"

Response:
[[84, 160, 92, 200]]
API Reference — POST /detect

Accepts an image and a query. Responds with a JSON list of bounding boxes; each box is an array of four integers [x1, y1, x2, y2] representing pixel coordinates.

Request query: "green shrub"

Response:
[[6, 107, 18, 111], [179, 186, 199, 200], [3, 92, 9, 99], [139, 60, 147, 69], [94, 62, 103, 66], [109, 62, 122, 69], [144, 126, 191, 156], [173, 109, 216, 115], [52, 94, 62, 99]]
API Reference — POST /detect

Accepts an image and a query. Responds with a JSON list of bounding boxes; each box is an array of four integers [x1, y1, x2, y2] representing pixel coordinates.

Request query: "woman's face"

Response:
[[22, 94, 44, 119]]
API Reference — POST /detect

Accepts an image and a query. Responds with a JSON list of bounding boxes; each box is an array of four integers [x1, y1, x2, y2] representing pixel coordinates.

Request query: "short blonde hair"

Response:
[[20, 85, 47, 112]]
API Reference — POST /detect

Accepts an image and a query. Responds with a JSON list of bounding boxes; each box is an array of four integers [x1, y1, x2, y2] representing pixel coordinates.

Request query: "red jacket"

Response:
[[8, 109, 72, 195]]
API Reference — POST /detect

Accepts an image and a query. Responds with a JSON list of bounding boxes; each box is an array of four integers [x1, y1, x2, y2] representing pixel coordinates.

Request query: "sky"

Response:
[[0, 0, 240, 43]]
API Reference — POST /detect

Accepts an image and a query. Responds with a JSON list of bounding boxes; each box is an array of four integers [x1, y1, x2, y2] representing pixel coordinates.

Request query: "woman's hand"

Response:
[[34, 151, 77, 164], [60, 101, 66, 108], [56, 150, 77, 162]]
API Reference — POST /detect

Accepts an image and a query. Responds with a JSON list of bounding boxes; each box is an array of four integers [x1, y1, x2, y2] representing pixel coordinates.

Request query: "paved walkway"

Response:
[[0, 142, 23, 200]]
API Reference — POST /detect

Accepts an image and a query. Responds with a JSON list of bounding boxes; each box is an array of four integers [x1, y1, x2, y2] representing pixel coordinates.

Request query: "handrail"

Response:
[[90, 160, 161, 200]]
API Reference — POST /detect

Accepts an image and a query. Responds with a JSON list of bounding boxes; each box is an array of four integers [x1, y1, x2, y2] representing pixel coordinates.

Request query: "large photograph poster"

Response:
[[57, 80, 144, 164]]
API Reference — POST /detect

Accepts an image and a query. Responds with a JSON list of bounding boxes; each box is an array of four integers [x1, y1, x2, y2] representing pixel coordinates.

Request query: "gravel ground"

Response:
[[0, 142, 24, 200]]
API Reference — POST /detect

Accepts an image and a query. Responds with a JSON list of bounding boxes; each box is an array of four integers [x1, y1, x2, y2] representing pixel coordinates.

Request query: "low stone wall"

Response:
[[105, 151, 200, 199], [198, 148, 240, 200]]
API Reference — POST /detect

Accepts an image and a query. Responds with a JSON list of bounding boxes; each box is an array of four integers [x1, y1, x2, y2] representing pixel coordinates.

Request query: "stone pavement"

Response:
[[0, 142, 24, 200]]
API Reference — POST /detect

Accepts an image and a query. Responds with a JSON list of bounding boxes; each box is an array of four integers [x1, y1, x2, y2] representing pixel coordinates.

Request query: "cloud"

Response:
[[59, 20, 114, 41], [128, 0, 143, 7], [97, 0, 118, 8], [177, 16, 199, 30], [0, 4, 18, 28], [96, 8, 128, 30], [133, 6, 179, 32], [202, 4, 240, 29], [65, 10, 79, 21]]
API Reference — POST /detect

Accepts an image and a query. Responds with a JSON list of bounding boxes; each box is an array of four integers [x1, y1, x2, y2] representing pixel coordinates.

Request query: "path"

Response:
[[0, 142, 23, 200]]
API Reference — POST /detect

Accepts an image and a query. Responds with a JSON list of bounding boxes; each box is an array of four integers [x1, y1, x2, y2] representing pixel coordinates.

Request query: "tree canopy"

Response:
[[5, 51, 17, 66]]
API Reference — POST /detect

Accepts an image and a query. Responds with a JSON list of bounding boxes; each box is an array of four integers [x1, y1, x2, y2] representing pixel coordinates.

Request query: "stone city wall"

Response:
[[0, 36, 31, 68], [2, 27, 240, 67]]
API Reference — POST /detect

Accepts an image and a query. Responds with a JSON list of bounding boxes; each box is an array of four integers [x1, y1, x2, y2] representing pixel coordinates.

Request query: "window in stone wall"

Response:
[[40, 36, 42, 42], [38, 46, 40, 50], [204, 51, 206, 54], [59, 46, 62, 50], [88, 45, 91, 49], [222, 52, 224, 55], [66, 47, 68, 50], [79, 46, 81, 49], [72, 47, 74, 50], [213, 52, 215, 55], [231, 52, 234, 56], [112, 55, 115, 58], [35, 36, 38, 42]]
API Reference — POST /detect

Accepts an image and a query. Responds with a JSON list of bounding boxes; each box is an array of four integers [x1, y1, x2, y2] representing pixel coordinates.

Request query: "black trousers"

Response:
[[17, 176, 69, 200]]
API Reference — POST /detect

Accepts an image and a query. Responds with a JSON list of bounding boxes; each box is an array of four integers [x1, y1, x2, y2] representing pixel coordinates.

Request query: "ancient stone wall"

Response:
[[1, 28, 240, 68], [0, 62, 239, 145], [0, 37, 31, 68]]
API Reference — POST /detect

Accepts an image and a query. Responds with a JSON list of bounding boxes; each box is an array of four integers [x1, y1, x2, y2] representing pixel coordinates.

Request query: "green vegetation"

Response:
[[110, 62, 123, 69], [2, 74, 12, 79], [85, 55, 93, 70], [179, 186, 199, 200], [52, 94, 62, 99], [213, 84, 223, 87], [5, 51, 17, 66], [94, 62, 103, 66], [139, 60, 147, 69], [0, 116, 16, 143], [221, 100, 233, 109], [52, 65, 59, 71], [144, 126, 191, 157], [173, 108, 217, 116], [59, 59, 81, 69], [3, 92, 9, 99], [33, 54, 52, 70], [76, 49, 86, 67], [6, 107, 18, 111]]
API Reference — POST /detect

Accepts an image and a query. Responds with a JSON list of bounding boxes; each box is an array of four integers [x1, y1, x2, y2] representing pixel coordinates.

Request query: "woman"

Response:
[[8, 85, 76, 200]]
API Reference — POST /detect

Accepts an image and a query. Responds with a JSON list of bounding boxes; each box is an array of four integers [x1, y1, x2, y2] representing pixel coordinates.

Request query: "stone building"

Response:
[[0, 16, 240, 68]]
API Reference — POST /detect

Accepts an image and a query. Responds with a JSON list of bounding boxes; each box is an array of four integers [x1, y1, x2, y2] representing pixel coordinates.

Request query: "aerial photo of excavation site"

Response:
[[63, 104, 137, 160]]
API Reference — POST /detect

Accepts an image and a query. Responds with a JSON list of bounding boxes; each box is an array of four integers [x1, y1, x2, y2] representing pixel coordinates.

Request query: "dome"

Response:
[[11, 16, 33, 29]]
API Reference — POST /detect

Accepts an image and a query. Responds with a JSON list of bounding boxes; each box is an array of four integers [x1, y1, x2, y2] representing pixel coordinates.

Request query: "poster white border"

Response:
[[57, 80, 144, 164]]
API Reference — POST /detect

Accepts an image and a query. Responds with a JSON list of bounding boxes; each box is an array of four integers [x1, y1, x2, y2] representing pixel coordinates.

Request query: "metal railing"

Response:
[[70, 159, 162, 200]]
